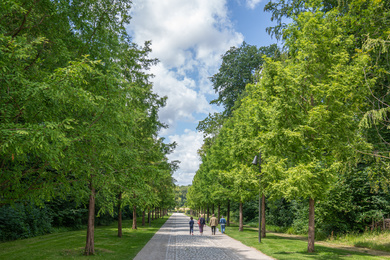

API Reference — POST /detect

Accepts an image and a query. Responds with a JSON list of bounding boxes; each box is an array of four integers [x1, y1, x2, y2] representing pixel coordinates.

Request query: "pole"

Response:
[[259, 187, 261, 242], [258, 151, 262, 243], [252, 151, 262, 243]]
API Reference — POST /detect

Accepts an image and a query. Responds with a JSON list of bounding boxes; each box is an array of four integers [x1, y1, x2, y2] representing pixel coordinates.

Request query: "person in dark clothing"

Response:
[[198, 214, 206, 235], [189, 217, 194, 235]]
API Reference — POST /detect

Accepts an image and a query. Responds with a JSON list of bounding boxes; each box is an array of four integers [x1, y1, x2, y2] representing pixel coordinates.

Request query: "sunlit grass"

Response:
[[224, 223, 388, 260], [0, 216, 168, 259], [327, 230, 390, 252]]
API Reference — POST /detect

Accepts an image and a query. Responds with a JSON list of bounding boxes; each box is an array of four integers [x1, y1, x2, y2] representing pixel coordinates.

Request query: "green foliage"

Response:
[[264, 164, 390, 237], [230, 199, 259, 223], [0, 203, 52, 241], [0, 0, 177, 250], [266, 198, 295, 228], [209, 42, 279, 116], [175, 185, 190, 208], [46, 198, 88, 229], [316, 164, 390, 235], [189, 0, 390, 252]]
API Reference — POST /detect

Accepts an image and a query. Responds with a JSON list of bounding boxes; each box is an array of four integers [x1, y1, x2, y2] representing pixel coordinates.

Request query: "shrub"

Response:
[[0, 203, 53, 241]]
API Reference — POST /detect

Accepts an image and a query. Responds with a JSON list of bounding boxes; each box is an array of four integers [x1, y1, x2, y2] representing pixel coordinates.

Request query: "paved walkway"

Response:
[[134, 213, 273, 260]]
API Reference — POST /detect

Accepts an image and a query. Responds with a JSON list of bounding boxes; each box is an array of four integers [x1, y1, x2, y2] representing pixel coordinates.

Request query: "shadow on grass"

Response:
[[226, 227, 383, 260], [273, 245, 375, 258], [355, 242, 390, 253], [264, 235, 382, 260], [60, 247, 116, 257]]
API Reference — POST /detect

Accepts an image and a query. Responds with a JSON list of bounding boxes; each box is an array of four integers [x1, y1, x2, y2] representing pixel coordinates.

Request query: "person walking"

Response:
[[209, 214, 218, 235], [189, 217, 194, 235], [198, 214, 206, 235], [220, 215, 227, 234]]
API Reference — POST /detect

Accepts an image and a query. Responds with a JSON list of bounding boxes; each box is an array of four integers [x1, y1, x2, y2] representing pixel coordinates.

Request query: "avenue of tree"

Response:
[[188, 0, 390, 253], [0, 0, 176, 255]]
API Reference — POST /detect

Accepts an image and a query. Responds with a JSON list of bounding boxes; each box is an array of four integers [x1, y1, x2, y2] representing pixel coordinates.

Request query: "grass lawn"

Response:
[[0, 216, 169, 259], [327, 231, 390, 253], [223, 224, 390, 260]]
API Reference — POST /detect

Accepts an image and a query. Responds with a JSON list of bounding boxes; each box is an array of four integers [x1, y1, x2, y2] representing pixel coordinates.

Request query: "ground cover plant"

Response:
[[0, 217, 168, 259]]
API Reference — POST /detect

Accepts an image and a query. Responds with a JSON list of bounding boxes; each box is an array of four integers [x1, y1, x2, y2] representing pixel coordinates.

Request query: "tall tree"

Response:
[[247, 8, 371, 252], [0, 0, 176, 255], [210, 42, 279, 117]]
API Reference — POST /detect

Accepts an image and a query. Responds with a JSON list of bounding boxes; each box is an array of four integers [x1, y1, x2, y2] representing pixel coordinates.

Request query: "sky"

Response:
[[127, 0, 278, 186]]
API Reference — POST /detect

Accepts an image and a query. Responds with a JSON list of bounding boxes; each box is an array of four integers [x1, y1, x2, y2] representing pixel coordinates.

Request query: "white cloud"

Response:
[[167, 129, 204, 185], [127, 0, 244, 185], [129, 0, 241, 67], [128, 0, 243, 83], [245, 0, 263, 9], [151, 63, 213, 134]]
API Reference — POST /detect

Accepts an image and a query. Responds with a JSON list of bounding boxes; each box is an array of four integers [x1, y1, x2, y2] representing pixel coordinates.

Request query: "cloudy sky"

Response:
[[127, 0, 278, 186]]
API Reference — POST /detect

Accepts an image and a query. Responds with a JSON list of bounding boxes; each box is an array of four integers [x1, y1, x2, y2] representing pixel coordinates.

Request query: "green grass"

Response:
[[0, 216, 169, 259], [3, 214, 388, 260], [223, 224, 389, 260], [327, 230, 390, 253]]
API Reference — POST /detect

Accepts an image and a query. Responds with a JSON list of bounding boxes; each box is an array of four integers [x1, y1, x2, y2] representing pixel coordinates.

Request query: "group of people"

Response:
[[189, 214, 227, 235]]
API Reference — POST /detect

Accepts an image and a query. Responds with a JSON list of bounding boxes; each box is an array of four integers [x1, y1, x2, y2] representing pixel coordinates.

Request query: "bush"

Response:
[[46, 198, 88, 229], [0, 203, 53, 241], [266, 198, 295, 228]]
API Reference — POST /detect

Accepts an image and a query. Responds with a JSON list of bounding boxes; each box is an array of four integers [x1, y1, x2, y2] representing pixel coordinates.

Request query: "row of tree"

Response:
[[188, 0, 390, 253], [1, 0, 177, 255], [175, 185, 190, 209]]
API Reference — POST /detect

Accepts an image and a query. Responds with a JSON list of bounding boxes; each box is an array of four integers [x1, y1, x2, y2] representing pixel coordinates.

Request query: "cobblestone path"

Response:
[[134, 213, 273, 260]]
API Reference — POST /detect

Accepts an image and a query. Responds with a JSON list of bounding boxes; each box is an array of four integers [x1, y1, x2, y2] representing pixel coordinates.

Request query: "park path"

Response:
[[133, 213, 274, 260]]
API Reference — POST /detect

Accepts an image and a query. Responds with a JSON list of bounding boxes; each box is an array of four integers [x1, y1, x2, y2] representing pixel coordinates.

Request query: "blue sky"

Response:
[[127, 0, 279, 185]]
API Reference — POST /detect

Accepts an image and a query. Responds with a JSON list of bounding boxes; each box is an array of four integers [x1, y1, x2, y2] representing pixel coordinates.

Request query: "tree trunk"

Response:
[[84, 182, 96, 255], [227, 200, 230, 226], [308, 198, 315, 252], [118, 192, 122, 238], [148, 208, 151, 226], [239, 201, 243, 232], [142, 209, 146, 226], [218, 204, 220, 220], [212, 204, 215, 214], [207, 205, 210, 222], [132, 205, 137, 229], [261, 194, 266, 238]]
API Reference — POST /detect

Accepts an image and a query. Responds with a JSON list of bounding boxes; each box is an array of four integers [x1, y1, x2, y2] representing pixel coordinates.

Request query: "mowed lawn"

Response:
[[223, 224, 390, 260], [0, 216, 168, 260]]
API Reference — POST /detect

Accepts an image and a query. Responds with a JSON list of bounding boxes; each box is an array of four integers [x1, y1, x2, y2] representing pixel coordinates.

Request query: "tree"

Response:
[[0, 0, 176, 255], [209, 42, 279, 117], [245, 7, 371, 251], [197, 43, 279, 144]]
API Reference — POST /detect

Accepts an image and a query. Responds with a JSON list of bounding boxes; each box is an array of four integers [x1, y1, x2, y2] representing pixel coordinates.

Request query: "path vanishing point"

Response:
[[134, 213, 273, 260]]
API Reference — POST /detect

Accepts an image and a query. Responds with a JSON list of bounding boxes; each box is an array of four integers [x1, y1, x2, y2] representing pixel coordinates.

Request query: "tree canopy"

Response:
[[189, 0, 390, 253], [1, 0, 177, 255]]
